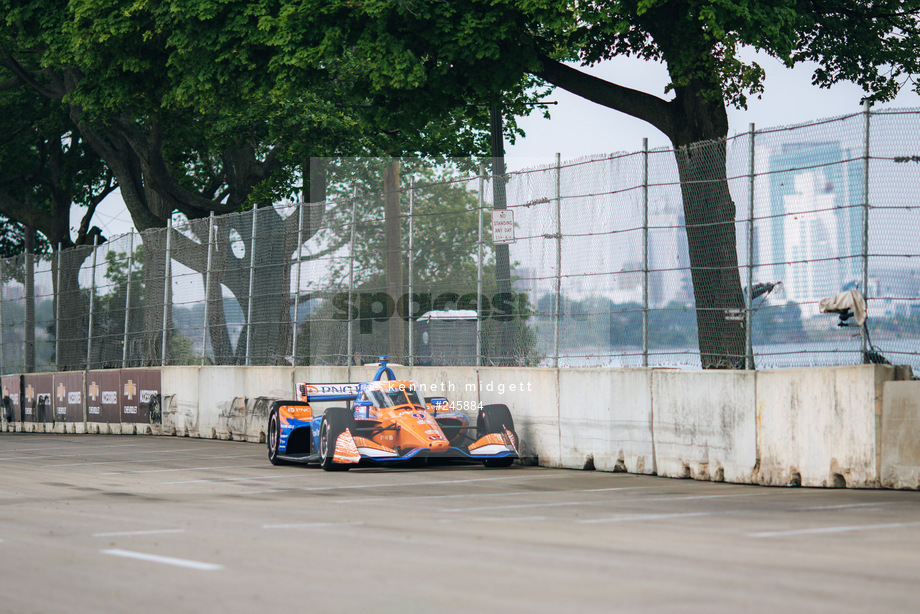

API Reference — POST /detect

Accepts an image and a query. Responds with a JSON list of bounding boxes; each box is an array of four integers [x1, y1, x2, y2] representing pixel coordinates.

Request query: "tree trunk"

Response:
[[384, 160, 405, 363], [54, 245, 94, 370], [219, 208, 291, 365], [297, 157, 328, 366], [490, 104, 514, 365], [670, 85, 746, 368], [140, 230, 167, 366], [205, 255, 232, 364], [23, 228, 35, 372]]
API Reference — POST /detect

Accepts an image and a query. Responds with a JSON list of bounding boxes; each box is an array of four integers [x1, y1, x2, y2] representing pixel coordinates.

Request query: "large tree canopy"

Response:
[[278, 0, 920, 367], [0, 0, 544, 366], [5, 1, 917, 368]]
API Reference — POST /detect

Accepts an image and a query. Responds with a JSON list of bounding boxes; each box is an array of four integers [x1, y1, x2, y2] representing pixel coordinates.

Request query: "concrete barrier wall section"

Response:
[[3, 364, 917, 489]]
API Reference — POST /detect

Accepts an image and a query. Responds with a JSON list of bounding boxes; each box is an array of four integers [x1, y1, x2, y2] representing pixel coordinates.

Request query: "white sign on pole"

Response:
[[492, 209, 515, 245]]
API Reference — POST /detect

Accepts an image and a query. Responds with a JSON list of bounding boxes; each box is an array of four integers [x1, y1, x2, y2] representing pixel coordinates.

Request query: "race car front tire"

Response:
[[477, 404, 517, 468], [267, 407, 288, 466], [319, 407, 356, 471]]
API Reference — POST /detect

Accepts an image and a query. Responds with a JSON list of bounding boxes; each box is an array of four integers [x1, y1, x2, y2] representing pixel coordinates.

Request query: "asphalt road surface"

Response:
[[2, 434, 919, 614]]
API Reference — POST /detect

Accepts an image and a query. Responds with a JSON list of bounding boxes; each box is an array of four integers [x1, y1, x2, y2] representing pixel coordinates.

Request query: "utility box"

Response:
[[416, 310, 477, 366]]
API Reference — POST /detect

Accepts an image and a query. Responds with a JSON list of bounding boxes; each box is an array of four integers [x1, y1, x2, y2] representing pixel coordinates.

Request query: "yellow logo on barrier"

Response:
[[124, 380, 137, 400]]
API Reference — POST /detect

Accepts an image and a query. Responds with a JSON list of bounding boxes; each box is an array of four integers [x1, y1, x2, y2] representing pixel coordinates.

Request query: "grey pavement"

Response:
[[1, 434, 918, 613]]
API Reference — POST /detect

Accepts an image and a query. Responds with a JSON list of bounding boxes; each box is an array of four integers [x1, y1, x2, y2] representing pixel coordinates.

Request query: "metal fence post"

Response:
[[55, 244, 62, 370], [407, 177, 415, 366], [0, 259, 4, 374], [86, 234, 99, 370], [642, 138, 649, 367], [346, 191, 357, 365], [553, 153, 562, 369], [201, 213, 215, 366], [245, 205, 258, 366], [746, 123, 756, 370], [24, 236, 34, 372], [862, 100, 871, 360], [123, 232, 135, 368], [291, 203, 305, 367], [161, 219, 172, 367], [476, 166, 485, 368]]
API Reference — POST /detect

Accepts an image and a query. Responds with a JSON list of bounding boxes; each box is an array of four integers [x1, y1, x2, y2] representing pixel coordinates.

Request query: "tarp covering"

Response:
[[819, 289, 867, 326]]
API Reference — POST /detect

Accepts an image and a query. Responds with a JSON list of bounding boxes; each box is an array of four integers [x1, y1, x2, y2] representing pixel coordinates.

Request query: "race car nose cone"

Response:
[[429, 440, 450, 452]]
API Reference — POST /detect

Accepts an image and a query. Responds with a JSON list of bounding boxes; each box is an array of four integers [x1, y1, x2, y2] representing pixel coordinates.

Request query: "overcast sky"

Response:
[[86, 51, 920, 238], [506, 51, 920, 167]]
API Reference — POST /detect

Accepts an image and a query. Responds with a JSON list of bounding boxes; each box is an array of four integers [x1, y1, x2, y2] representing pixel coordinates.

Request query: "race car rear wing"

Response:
[[296, 355, 397, 403], [297, 382, 361, 403]]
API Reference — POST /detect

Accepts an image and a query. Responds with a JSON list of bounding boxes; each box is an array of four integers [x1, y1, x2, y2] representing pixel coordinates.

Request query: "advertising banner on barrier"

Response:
[[120, 369, 162, 423], [22, 373, 53, 422], [86, 371, 121, 423], [2, 375, 22, 422], [52, 372, 85, 423]]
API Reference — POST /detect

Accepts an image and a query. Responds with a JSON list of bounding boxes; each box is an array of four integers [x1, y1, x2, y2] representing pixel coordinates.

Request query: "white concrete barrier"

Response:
[[653, 369, 757, 483], [478, 367, 559, 466], [557, 368, 655, 473], [150, 362, 918, 489], [162, 367, 200, 437], [755, 365, 894, 488], [880, 380, 920, 489], [199, 366, 294, 442]]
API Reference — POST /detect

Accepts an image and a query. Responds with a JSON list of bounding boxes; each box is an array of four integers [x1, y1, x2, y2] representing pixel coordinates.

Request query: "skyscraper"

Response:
[[767, 141, 864, 317]]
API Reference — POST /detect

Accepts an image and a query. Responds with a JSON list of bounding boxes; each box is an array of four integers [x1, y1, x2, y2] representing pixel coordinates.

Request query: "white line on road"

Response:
[[101, 549, 223, 571], [577, 511, 730, 524], [166, 474, 294, 484], [100, 463, 266, 475], [0, 443, 145, 461], [749, 521, 920, 538], [184, 469, 575, 488], [263, 521, 364, 529], [333, 486, 659, 505], [50, 454, 254, 468], [93, 529, 186, 537], [239, 474, 555, 495], [790, 502, 894, 511], [641, 492, 775, 502], [438, 516, 548, 524], [440, 490, 765, 513]]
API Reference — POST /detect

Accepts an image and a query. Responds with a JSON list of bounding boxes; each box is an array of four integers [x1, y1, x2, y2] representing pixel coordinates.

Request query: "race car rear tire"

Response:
[[267, 407, 288, 466], [319, 407, 356, 471], [477, 404, 517, 468], [477, 404, 515, 438]]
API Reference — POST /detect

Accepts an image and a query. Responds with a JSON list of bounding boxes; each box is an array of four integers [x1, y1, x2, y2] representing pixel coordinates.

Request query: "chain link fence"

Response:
[[2, 107, 919, 374]]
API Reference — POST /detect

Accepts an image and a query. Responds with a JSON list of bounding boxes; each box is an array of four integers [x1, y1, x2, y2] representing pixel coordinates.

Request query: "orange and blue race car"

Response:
[[266, 357, 519, 471]]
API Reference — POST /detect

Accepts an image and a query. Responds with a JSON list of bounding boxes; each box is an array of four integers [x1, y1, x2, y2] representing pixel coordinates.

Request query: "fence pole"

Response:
[[0, 259, 4, 374], [292, 203, 305, 367], [55, 244, 62, 370], [553, 153, 562, 369], [862, 100, 871, 360], [346, 191, 357, 365], [86, 234, 99, 369], [161, 219, 172, 367], [407, 177, 415, 366], [477, 166, 485, 367], [201, 213, 215, 366], [642, 138, 649, 367], [746, 123, 756, 370], [24, 232, 34, 372], [245, 205, 258, 366], [123, 232, 135, 368]]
